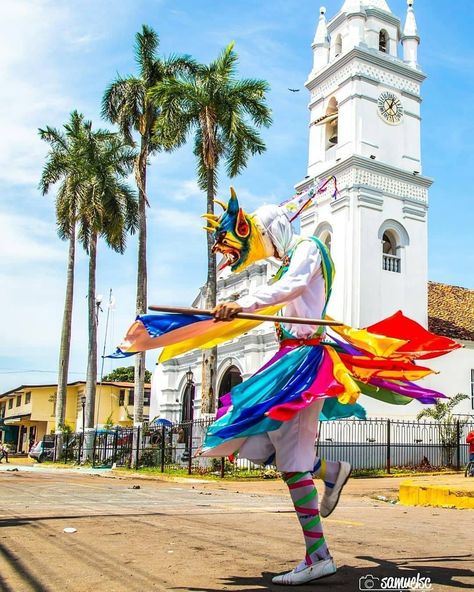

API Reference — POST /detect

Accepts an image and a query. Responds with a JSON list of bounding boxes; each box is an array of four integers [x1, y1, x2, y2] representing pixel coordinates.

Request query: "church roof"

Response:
[[428, 281, 474, 341], [341, 0, 392, 13]]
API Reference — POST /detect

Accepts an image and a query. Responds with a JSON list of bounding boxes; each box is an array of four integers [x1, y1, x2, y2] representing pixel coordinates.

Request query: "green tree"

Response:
[[150, 42, 272, 413], [80, 128, 138, 431], [102, 366, 152, 383], [102, 25, 196, 426], [39, 111, 93, 433], [417, 393, 469, 466]]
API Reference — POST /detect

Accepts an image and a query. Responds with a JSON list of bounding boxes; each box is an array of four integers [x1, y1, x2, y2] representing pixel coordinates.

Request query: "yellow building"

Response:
[[0, 381, 151, 453]]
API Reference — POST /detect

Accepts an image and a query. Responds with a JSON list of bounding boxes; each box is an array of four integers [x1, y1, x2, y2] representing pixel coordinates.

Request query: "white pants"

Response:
[[238, 399, 324, 472]]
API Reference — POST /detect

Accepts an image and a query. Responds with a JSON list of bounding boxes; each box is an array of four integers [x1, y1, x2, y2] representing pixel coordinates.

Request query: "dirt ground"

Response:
[[0, 466, 472, 592]]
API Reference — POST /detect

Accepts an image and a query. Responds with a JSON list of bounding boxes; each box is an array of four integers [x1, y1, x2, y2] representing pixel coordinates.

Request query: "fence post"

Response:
[[92, 430, 97, 467], [65, 433, 69, 463], [113, 428, 118, 465], [135, 426, 141, 469], [456, 420, 461, 471], [386, 419, 391, 475], [53, 434, 57, 462], [161, 424, 166, 473], [220, 457, 225, 479], [78, 432, 83, 464], [188, 421, 194, 476]]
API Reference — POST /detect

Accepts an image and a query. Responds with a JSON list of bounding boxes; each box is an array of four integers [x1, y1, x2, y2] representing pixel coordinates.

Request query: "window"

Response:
[[325, 97, 338, 150], [218, 366, 243, 408], [320, 231, 332, 253], [471, 370, 474, 410], [382, 230, 401, 273], [25, 392, 31, 405], [119, 389, 125, 406], [128, 389, 134, 406], [8, 398, 13, 410], [334, 34, 342, 57], [379, 30, 388, 53], [144, 389, 151, 407], [0, 403, 5, 418], [16, 395, 22, 407]]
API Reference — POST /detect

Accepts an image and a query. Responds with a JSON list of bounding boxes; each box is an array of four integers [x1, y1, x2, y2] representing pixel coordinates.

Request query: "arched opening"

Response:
[[325, 97, 339, 150], [319, 230, 332, 253], [382, 230, 400, 272], [379, 29, 388, 53], [334, 34, 342, 57], [180, 381, 194, 423], [217, 365, 243, 408]]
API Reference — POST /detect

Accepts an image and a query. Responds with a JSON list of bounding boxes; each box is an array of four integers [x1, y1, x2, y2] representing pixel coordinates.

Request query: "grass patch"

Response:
[[113, 466, 279, 481]]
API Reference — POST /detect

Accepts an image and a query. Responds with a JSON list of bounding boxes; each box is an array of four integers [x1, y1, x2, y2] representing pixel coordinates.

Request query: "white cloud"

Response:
[[0, 211, 64, 266]]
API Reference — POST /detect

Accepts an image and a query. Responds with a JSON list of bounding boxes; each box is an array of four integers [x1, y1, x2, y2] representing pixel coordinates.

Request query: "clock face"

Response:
[[377, 91, 404, 125]]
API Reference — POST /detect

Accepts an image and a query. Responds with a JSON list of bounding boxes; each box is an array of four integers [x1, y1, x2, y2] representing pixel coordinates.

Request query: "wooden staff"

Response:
[[148, 305, 342, 327]]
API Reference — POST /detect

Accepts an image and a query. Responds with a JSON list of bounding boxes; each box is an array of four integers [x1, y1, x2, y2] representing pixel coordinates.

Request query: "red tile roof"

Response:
[[428, 281, 474, 341]]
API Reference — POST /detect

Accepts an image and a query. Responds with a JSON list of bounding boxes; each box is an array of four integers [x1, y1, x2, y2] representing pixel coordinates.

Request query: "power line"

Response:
[[0, 369, 85, 375]]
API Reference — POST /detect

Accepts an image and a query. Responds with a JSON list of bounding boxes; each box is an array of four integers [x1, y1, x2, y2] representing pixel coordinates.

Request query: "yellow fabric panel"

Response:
[[159, 304, 283, 363], [325, 346, 361, 405], [328, 317, 409, 358]]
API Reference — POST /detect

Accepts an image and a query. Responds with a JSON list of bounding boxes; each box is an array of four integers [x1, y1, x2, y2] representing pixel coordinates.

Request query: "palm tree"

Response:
[[417, 393, 469, 466], [39, 111, 92, 435], [102, 25, 196, 426], [149, 42, 272, 413], [76, 127, 138, 432]]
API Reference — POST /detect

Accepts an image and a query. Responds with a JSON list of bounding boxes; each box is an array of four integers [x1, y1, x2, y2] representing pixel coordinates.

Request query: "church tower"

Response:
[[298, 0, 431, 327]]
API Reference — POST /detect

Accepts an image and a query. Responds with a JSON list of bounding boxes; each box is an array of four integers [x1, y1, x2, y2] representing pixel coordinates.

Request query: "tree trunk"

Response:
[[55, 226, 76, 433], [134, 142, 148, 427], [85, 233, 98, 430], [201, 168, 217, 414]]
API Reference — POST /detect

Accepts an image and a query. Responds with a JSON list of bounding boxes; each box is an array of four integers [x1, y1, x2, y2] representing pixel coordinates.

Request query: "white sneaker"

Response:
[[320, 461, 352, 518], [272, 557, 337, 585]]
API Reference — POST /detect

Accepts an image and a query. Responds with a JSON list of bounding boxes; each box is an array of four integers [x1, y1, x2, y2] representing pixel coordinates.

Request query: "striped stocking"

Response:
[[283, 471, 330, 566], [312, 456, 339, 491]]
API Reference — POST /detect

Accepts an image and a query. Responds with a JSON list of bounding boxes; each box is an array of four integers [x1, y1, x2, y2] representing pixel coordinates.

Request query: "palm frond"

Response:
[[135, 25, 159, 82]]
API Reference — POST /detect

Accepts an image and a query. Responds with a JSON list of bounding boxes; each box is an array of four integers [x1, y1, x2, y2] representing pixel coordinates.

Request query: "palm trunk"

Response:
[[134, 142, 148, 427], [85, 232, 98, 430], [201, 168, 217, 414], [55, 226, 76, 433]]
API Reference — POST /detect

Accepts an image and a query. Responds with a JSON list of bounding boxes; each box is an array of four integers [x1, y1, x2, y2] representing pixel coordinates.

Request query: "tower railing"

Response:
[[383, 253, 401, 273]]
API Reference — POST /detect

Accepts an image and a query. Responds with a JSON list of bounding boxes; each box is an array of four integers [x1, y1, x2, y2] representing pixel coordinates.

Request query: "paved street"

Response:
[[0, 467, 472, 592]]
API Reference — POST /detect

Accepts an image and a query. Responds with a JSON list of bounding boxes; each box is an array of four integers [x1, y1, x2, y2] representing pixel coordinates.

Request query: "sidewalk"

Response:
[[400, 474, 474, 509], [3, 460, 472, 503]]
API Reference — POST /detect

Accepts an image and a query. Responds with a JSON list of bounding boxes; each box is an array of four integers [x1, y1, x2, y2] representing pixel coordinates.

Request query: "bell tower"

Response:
[[298, 0, 431, 327]]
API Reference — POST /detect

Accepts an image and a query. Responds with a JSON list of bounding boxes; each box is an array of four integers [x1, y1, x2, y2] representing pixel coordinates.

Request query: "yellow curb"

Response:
[[399, 479, 474, 509]]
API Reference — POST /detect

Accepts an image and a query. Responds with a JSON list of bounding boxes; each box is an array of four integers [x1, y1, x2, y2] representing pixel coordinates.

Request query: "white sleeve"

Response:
[[237, 240, 321, 312]]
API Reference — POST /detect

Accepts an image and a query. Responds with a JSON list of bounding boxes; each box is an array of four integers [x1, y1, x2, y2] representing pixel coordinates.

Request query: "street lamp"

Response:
[[81, 395, 86, 433], [184, 369, 195, 474], [95, 294, 103, 325]]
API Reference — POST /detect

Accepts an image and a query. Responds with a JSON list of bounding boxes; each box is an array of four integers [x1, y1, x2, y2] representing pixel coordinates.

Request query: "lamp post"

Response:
[[185, 369, 195, 474], [80, 395, 86, 462], [95, 294, 103, 325]]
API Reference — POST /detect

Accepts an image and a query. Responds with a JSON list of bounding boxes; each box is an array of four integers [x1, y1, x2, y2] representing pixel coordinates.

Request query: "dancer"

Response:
[[113, 183, 460, 586]]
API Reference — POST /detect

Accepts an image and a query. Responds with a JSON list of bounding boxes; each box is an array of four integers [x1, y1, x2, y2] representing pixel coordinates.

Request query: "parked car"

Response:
[[29, 439, 55, 462], [29, 436, 79, 463]]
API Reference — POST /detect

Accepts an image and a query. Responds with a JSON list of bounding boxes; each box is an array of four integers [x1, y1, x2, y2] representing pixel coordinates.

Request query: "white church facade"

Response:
[[151, 0, 474, 423]]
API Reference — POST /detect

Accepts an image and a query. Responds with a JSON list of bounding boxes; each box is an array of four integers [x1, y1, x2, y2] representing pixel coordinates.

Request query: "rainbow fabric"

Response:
[[110, 230, 460, 457]]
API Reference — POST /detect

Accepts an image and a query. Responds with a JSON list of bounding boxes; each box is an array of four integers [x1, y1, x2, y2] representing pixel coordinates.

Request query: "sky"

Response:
[[1, 0, 473, 392]]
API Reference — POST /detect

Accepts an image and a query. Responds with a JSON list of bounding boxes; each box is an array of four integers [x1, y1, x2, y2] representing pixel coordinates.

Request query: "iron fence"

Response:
[[47, 417, 474, 475]]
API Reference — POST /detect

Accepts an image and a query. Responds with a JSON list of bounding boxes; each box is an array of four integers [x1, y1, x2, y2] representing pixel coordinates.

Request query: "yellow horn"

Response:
[[213, 199, 227, 211], [203, 226, 215, 233], [201, 215, 219, 228], [230, 186, 237, 199], [202, 213, 219, 222]]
